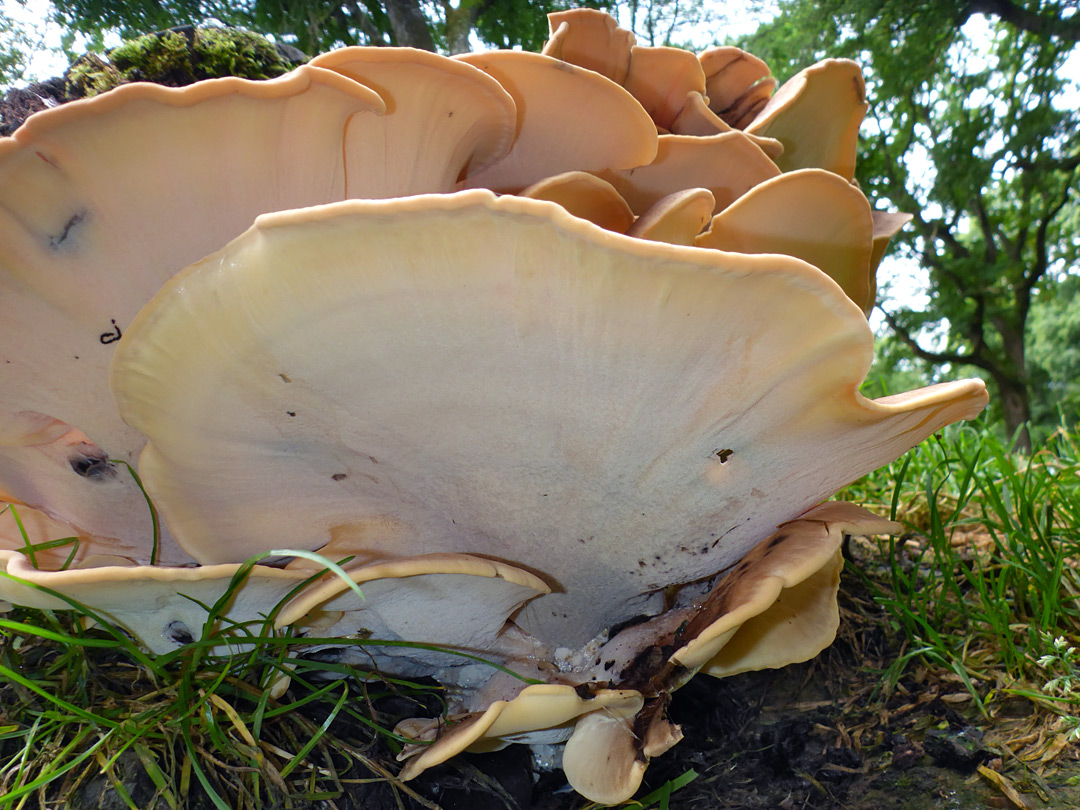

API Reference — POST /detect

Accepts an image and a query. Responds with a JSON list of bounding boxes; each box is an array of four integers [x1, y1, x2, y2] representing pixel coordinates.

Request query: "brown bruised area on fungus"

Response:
[[0, 9, 990, 804]]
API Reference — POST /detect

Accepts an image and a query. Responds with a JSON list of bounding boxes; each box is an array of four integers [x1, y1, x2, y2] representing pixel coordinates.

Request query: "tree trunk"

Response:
[[994, 319, 1032, 452], [996, 375, 1032, 452], [444, 2, 474, 55], [384, 0, 436, 50]]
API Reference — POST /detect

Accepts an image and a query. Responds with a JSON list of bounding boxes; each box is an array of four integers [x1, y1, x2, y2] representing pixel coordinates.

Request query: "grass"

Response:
[[2, 419, 1079, 807], [0, 598, 452, 809], [841, 419, 1080, 726], [0, 546, 463, 809]]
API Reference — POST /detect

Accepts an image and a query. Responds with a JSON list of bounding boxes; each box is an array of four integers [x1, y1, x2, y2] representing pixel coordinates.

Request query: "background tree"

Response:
[[743, 0, 1080, 450], [45, 0, 615, 54], [0, 2, 37, 85]]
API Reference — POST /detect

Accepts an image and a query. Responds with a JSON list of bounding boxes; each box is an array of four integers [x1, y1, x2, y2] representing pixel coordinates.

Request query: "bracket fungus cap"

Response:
[[454, 50, 658, 193], [110, 190, 987, 651]]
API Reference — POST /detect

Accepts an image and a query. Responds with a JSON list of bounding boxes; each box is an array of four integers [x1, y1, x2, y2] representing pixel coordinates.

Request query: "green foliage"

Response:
[[0, 2, 34, 86], [65, 52, 122, 96], [45, 0, 612, 56], [745, 1, 1080, 445], [1028, 273, 1080, 428], [841, 421, 1080, 713], [1033, 633, 1080, 740]]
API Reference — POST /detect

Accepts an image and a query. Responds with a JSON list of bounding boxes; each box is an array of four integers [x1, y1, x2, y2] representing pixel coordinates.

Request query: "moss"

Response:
[[64, 26, 294, 98], [190, 27, 293, 81], [109, 30, 195, 85], [65, 52, 123, 98]]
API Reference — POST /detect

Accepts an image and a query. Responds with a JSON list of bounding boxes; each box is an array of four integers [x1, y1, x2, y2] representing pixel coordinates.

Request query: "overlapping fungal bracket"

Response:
[[0, 9, 987, 803]]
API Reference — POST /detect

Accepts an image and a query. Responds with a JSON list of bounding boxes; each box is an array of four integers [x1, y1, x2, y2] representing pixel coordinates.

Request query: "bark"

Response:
[[997, 320, 1033, 452], [384, 0, 437, 50], [443, 0, 495, 55], [990, 369, 1032, 452], [444, 3, 473, 55]]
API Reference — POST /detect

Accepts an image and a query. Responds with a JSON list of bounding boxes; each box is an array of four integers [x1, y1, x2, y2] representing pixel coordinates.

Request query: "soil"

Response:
[[389, 577, 1080, 810]]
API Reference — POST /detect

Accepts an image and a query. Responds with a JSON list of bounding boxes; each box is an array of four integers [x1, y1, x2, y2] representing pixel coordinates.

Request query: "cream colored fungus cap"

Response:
[[111, 190, 985, 651]]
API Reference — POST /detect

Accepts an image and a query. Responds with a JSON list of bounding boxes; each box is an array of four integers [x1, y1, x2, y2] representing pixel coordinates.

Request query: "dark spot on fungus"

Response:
[[332, 473, 347, 481], [608, 613, 651, 637], [619, 644, 667, 687], [68, 448, 117, 481], [767, 533, 788, 549], [713, 448, 734, 463], [286, 410, 296, 417], [163, 620, 194, 646], [279, 373, 292, 383], [99, 318, 122, 344], [574, 684, 593, 700], [48, 211, 85, 249]]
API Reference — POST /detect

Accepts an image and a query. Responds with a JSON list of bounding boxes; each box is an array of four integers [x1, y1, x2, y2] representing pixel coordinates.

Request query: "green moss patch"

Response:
[[65, 26, 296, 98]]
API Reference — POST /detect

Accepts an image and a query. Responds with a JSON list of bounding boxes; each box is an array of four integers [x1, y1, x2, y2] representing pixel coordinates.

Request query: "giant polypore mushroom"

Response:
[[0, 11, 989, 803]]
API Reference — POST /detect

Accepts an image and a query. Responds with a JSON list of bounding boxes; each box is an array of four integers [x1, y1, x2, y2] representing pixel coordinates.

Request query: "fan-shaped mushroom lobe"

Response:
[[397, 684, 643, 781], [309, 48, 517, 197], [454, 50, 657, 193], [695, 169, 876, 312], [597, 132, 781, 215], [111, 190, 986, 648], [541, 9, 635, 84], [746, 58, 867, 181], [519, 172, 634, 233], [699, 46, 773, 116], [622, 46, 706, 130], [0, 67, 384, 548]]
